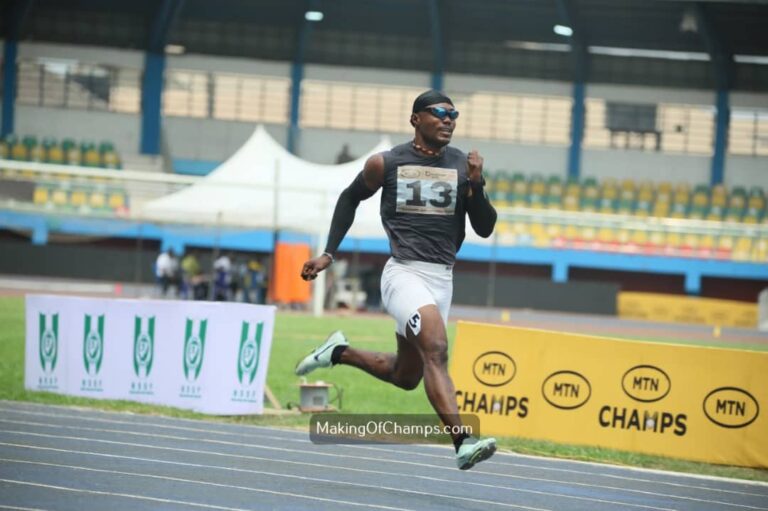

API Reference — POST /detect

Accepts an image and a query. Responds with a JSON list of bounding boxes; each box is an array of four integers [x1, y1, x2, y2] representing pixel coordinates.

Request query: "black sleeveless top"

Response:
[[379, 142, 470, 265]]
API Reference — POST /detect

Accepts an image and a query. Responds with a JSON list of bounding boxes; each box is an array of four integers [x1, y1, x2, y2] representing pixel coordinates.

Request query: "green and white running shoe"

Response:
[[295, 330, 349, 376], [456, 437, 497, 470]]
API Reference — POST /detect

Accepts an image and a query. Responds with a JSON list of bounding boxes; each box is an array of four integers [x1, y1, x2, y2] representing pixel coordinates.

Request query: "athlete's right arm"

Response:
[[300, 154, 384, 281]]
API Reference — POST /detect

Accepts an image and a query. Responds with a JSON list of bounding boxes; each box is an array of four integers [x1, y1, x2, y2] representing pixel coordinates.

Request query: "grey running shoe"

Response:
[[294, 330, 349, 376], [456, 437, 497, 470]]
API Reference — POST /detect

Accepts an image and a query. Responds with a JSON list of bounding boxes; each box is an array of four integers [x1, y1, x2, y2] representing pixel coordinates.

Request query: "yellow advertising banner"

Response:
[[450, 321, 768, 468], [618, 292, 757, 328]]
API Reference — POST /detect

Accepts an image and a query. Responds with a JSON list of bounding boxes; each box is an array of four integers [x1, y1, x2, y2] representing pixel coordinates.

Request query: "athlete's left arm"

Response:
[[465, 150, 497, 238]]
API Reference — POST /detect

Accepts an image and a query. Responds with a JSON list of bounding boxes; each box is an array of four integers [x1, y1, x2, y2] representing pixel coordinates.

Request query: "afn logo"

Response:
[[39, 313, 59, 374], [183, 319, 207, 382], [237, 321, 263, 385], [133, 316, 155, 378], [83, 314, 105, 376]]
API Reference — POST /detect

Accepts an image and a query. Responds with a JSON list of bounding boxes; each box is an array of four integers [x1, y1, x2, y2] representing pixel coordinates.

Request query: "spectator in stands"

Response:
[[296, 90, 498, 470], [213, 252, 232, 301], [155, 248, 179, 298], [181, 250, 206, 300], [335, 144, 355, 164], [245, 258, 267, 304]]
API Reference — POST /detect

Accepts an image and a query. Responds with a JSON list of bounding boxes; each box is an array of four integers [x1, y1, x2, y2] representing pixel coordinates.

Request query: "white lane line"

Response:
[[0, 505, 48, 511], [0, 442, 667, 511], [0, 430, 752, 511], [2, 421, 765, 511], [9, 427, 768, 511], [0, 479, 252, 511], [0, 457, 543, 511], [3, 404, 767, 494]]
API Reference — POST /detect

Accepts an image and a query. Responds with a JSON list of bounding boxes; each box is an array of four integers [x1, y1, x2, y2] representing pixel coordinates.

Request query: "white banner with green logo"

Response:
[[25, 295, 276, 415]]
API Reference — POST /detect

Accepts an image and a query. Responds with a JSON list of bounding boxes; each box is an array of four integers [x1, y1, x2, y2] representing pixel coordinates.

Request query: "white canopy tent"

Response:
[[141, 126, 390, 238]]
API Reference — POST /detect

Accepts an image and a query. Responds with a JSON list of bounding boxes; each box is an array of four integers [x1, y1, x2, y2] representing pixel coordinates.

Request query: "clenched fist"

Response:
[[300, 253, 333, 281], [467, 150, 484, 184]]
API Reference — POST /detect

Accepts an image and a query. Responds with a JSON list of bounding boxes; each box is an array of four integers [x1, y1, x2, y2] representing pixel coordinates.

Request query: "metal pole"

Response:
[[486, 231, 497, 308]]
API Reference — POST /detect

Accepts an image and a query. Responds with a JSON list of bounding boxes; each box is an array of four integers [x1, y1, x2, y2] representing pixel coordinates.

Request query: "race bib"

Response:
[[396, 165, 457, 215]]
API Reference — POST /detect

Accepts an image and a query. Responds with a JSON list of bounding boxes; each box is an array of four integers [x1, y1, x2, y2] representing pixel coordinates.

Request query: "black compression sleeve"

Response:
[[324, 172, 377, 255], [466, 179, 497, 238]]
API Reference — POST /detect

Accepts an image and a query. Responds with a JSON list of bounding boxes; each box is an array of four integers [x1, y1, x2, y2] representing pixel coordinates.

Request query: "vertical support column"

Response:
[[684, 271, 702, 295], [287, 59, 304, 155], [711, 88, 729, 186], [568, 81, 585, 180], [1, 40, 18, 138], [140, 52, 165, 155], [429, 0, 444, 91], [552, 261, 569, 283], [288, 1, 320, 155]]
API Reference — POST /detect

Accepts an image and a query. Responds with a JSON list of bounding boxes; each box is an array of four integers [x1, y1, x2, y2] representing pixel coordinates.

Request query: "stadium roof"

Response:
[[4, 0, 768, 91]]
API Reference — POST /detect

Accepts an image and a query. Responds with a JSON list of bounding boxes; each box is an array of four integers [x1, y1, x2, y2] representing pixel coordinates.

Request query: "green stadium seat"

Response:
[[62, 139, 81, 165], [42, 137, 64, 164], [82, 141, 101, 167]]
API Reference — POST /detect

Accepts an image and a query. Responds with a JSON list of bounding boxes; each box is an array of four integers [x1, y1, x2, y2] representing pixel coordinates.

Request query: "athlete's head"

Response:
[[410, 90, 458, 148]]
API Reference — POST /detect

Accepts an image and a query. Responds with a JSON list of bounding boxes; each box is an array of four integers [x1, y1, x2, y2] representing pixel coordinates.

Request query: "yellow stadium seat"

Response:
[[51, 189, 68, 207], [11, 141, 27, 160], [648, 231, 666, 247], [597, 227, 615, 243], [70, 189, 87, 208], [89, 192, 106, 209], [630, 230, 648, 245], [33, 187, 50, 205], [666, 231, 682, 248], [108, 192, 126, 210], [733, 237, 752, 260]]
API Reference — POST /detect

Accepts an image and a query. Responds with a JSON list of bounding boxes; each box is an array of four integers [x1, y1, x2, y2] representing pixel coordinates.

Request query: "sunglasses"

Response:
[[422, 106, 459, 120]]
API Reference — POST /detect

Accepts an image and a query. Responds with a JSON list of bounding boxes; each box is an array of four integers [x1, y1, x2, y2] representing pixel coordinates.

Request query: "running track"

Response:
[[0, 401, 766, 511]]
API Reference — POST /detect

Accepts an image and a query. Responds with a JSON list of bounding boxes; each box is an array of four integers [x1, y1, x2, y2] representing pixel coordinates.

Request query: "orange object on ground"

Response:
[[269, 242, 312, 304]]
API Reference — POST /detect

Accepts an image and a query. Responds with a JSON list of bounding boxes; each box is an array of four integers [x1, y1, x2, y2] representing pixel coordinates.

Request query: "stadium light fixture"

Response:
[[305, 10, 324, 22], [165, 44, 186, 55], [553, 24, 573, 37]]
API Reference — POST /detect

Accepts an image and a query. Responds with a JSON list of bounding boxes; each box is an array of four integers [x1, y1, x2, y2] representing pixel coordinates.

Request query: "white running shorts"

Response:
[[380, 257, 453, 337]]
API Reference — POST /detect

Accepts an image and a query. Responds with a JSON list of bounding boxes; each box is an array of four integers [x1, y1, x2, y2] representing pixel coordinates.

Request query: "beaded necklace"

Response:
[[412, 141, 444, 157]]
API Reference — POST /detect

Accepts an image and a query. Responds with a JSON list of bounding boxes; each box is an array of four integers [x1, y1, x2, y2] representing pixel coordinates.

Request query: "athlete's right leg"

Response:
[[336, 333, 423, 390], [294, 329, 423, 390]]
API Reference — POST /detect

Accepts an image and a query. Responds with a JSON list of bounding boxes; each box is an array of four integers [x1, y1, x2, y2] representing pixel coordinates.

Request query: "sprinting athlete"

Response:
[[297, 90, 498, 470]]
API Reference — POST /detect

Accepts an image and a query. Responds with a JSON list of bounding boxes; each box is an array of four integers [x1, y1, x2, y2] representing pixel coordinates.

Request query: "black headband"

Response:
[[412, 90, 454, 113]]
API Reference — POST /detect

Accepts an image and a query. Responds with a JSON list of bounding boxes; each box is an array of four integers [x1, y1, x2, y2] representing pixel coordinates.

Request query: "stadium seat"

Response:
[[670, 183, 691, 219], [82, 142, 101, 167], [733, 237, 753, 260], [33, 186, 51, 206], [511, 175, 529, 206], [89, 191, 107, 210], [24, 136, 44, 162], [51, 188, 68, 208], [108, 190, 127, 210], [10, 136, 27, 161], [63, 139, 82, 165], [580, 177, 599, 212], [706, 205, 724, 221], [545, 176, 563, 209], [725, 188, 746, 222], [43, 138, 64, 164], [599, 179, 618, 214]]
